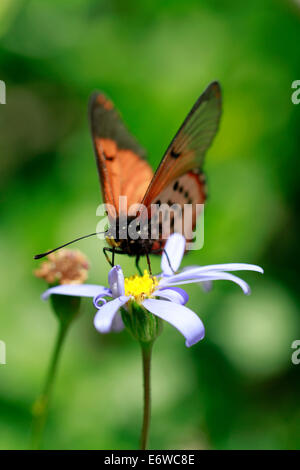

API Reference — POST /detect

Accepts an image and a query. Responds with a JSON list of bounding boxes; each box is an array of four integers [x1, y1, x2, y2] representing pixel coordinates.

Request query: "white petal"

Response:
[[181, 265, 212, 291], [166, 263, 263, 283], [201, 280, 213, 292], [42, 284, 110, 301], [161, 233, 185, 275], [108, 265, 125, 297], [142, 298, 205, 347], [162, 271, 251, 295], [94, 296, 129, 334], [154, 287, 189, 305], [111, 313, 125, 332]]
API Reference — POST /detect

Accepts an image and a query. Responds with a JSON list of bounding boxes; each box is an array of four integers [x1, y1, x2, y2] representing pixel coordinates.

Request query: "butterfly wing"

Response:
[[89, 92, 153, 216], [148, 170, 206, 254], [142, 81, 221, 209], [142, 82, 221, 251]]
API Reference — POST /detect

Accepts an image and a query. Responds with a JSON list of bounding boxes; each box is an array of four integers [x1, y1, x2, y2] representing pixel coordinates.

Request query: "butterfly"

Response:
[[89, 82, 221, 274], [35, 82, 222, 274]]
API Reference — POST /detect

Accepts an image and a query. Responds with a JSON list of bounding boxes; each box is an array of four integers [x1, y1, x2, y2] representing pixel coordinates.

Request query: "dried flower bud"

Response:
[[34, 249, 89, 285]]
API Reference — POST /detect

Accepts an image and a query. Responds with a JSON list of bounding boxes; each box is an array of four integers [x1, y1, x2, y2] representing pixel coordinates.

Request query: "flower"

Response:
[[43, 265, 203, 347], [34, 249, 89, 285], [41, 234, 263, 347]]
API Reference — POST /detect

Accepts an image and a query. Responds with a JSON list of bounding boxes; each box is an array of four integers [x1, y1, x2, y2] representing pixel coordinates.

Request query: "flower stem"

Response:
[[31, 320, 69, 449], [140, 341, 153, 450]]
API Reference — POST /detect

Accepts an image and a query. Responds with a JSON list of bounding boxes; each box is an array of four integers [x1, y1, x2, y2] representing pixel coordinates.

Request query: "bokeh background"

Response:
[[0, 0, 300, 450]]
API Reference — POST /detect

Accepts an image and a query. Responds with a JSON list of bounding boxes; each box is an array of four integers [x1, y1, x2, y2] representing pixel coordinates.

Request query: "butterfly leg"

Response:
[[135, 255, 142, 276], [103, 247, 128, 268], [103, 247, 115, 267], [145, 253, 153, 276], [135, 254, 152, 276], [111, 247, 115, 266], [162, 248, 175, 274], [149, 243, 175, 274]]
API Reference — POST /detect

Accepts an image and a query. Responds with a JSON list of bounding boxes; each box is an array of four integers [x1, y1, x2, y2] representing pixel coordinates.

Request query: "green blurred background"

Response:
[[0, 0, 299, 450]]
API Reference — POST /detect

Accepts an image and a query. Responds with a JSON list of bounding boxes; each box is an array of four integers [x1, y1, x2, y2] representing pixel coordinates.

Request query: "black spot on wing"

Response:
[[103, 152, 114, 161], [170, 149, 181, 159]]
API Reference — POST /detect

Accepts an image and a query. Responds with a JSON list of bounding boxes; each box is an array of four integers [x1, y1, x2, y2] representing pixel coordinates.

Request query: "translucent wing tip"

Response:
[[209, 81, 221, 99]]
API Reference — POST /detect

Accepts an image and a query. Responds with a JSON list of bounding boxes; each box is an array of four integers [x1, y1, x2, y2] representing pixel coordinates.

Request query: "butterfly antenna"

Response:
[[34, 232, 106, 260]]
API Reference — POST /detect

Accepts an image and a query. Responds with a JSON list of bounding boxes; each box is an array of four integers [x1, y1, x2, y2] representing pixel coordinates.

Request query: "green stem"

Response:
[[31, 320, 69, 449], [140, 341, 153, 450]]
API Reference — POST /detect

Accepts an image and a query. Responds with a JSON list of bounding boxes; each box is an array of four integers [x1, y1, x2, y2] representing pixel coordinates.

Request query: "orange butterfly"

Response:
[[35, 82, 222, 274], [89, 82, 221, 272]]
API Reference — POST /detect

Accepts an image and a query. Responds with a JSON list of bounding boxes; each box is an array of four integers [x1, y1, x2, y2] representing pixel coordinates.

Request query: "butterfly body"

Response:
[[105, 216, 155, 256], [89, 83, 222, 272]]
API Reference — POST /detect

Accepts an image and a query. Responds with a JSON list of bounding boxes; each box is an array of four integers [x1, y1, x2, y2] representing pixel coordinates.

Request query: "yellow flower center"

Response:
[[124, 270, 159, 303]]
